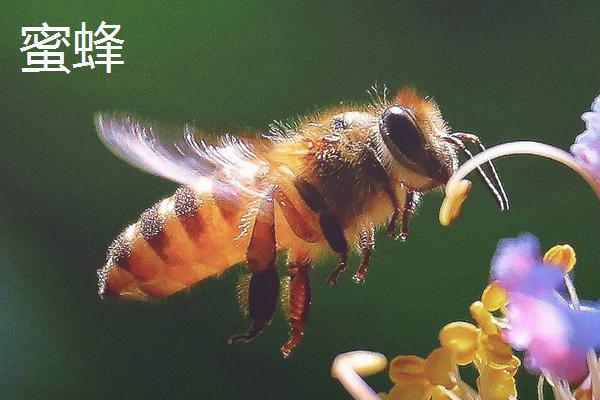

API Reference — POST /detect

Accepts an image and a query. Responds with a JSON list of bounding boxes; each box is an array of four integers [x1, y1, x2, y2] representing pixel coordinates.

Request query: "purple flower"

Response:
[[571, 95, 600, 181], [490, 233, 540, 290], [491, 233, 600, 381], [490, 233, 563, 294], [503, 292, 600, 381]]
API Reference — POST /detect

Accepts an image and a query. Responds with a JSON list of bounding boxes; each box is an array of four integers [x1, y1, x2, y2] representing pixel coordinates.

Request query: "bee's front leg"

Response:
[[384, 200, 401, 238], [353, 224, 375, 284], [229, 189, 279, 345], [388, 191, 419, 241]]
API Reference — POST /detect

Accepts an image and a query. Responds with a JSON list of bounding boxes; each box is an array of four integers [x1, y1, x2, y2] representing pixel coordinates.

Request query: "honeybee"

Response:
[[96, 87, 508, 357]]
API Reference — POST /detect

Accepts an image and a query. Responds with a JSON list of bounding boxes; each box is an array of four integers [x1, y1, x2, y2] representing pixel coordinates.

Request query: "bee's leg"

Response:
[[353, 224, 375, 284], [397, 191, 420, 241], [321, 212, 349, 286], [382, 188, 420, 241], [384, 194, 401, 238], [274, 188, 321, 243], [280, 257, 311, 357], [293, 177, 348, 285], [228, 190, 279, 345]]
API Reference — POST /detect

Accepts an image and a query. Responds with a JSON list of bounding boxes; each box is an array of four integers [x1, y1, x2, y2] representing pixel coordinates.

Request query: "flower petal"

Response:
[[490, 233, 541, 292], [481, 281, 508, 311], [424, 348, 455, 389], [439, 322, 479, 365], [389, 355, 426, 384]]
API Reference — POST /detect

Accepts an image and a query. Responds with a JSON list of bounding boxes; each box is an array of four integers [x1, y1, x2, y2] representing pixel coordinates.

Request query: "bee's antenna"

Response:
[[444, 135, 508, 211], [451, 133, 510, 210]]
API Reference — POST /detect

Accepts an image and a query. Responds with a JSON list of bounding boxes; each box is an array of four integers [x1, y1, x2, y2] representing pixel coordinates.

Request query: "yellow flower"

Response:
[[476, 364, 517, 400], [387, 349, 457, 399], [477, 334, 513, 367], [481, 281, 508, 312], [424, 348, 455, 389], [439, 322, 479, 365], [469, 301, 498, 335], [384, 277, 521, 400], [389, 355, 427, 384], [388, 380, 433, 400]]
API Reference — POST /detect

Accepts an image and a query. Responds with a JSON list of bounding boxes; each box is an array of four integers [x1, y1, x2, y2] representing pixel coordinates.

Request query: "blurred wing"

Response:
[[95, 114, 268, 196]]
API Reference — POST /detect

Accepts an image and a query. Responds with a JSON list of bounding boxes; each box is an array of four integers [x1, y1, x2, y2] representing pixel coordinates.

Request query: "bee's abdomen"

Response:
[[98, 186, 249, 300]]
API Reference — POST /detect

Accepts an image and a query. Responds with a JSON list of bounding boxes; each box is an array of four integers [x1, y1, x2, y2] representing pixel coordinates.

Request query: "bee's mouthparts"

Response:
[[443, 133, 509, 213]]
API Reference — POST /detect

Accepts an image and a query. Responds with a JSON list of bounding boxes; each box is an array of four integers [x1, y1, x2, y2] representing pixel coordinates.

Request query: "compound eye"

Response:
[[380, 106, 424, 163]]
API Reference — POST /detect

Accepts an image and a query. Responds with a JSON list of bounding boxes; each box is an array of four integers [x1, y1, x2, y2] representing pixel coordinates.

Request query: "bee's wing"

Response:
[[95, 114, 268, 196]]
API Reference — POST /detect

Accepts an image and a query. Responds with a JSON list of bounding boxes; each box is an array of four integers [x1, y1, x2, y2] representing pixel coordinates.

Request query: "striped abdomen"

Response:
[[98, 186, 253, 300]]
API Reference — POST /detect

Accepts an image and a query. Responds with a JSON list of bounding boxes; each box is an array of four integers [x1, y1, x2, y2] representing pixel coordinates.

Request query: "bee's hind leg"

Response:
[[280, 256, 311, 358], [353, 224, 375, 284], [228, 189, 279, 345]]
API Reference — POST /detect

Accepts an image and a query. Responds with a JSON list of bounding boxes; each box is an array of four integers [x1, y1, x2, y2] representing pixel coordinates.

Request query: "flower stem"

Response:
[[538, 375, 546, 400], [331, 351, 387, 400], [440, 141, 600, 225], [586, 351, 600, 400], [564, 274, 581, 309], [451, 371, 481, 400], [564, 274, 600, 400]]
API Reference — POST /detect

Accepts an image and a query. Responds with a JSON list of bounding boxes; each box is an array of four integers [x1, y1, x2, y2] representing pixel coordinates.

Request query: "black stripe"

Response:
[[139, 205, 172, 261], [174, 186, 198, 218], [107, 231, 132, 264], [174, 186, 205, 239], [139, 205, 165, 240]]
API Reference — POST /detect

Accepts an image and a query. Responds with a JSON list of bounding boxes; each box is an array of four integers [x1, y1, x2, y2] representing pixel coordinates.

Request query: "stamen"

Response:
[[441, 141, 600, 225]]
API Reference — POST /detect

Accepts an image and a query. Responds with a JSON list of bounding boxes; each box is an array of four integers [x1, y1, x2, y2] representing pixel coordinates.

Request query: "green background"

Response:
[[2, 1, 600, 399]]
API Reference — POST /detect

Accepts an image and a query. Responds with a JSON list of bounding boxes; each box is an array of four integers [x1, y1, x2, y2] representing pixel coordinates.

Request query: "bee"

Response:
[[96, 87, 508, 357]]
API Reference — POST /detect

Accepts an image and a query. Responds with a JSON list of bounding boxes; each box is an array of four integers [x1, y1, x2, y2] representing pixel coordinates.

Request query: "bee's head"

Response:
[[379, 104, 455, 188], [377, 88, 509, 210], [374, 88, 457, 190]]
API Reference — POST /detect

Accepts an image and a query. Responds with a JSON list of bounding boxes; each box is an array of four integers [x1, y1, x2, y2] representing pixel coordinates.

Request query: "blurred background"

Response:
[[2, 1, 600, 399]]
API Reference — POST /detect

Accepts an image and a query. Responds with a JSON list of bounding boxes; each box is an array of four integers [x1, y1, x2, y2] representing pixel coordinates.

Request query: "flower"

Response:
[[334, 94, 600, 400], [385, 348, 457, 400], [491, 236, 600, 382], [381, 283, 519, 400], [490, 233, 564, 297], [505, 292, 590, 381], [571, 95, 600, 181]]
